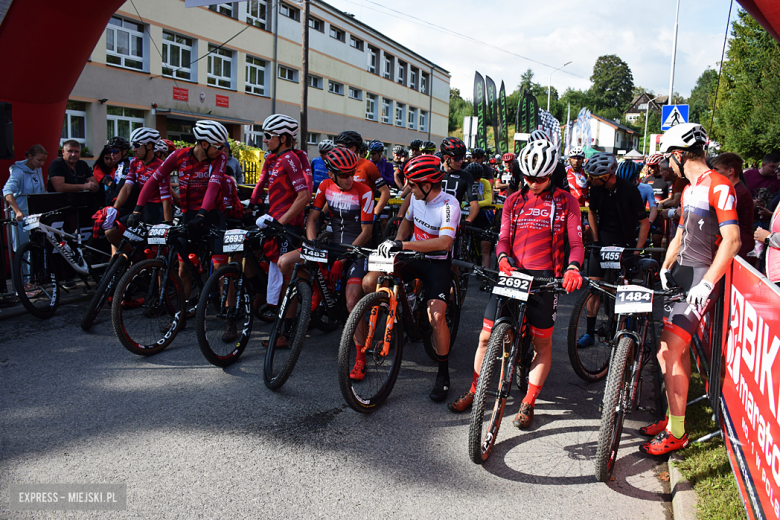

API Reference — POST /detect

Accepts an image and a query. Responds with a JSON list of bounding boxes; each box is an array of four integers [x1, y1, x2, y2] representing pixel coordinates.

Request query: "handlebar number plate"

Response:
[[301, 243, 328, 263], [147, 224, 171, 245], [599, 246, 624, 270], [22, 214, 41, 231], [493, 272, 533, 301], [368, 253, 396, 273], [123, 227, 145, 242], [615, 285, 653, 314], [223, 230, 248, 252]]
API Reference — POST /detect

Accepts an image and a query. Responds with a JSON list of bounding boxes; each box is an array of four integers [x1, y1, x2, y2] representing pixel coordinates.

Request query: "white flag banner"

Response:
[[537, 108, 561, 150]]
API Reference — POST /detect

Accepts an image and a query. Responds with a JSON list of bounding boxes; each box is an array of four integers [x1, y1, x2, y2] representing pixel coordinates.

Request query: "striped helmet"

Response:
[[262, 114, 299, 138], [420, 140, 437, 153], [154, 140, 168, 153], [403, 154, 444, 184], [130, 127, 160, 146], [193, 120, 229, 145], [569, 146, 585, 158], [616, 160, 640, 182], [584, 152, 618, 177], [646, 153, 664, 166], [518, 139, 558, 177], [318, 139, 335, 153], [323, 147, 358, 175]]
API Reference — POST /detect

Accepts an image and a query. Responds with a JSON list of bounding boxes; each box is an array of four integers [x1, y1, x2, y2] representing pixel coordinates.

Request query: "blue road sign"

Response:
[[661, 104, 689, 131]]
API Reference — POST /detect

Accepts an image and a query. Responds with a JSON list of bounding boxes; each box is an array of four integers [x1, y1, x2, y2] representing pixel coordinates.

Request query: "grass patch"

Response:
[[673, 357, 745, 519]]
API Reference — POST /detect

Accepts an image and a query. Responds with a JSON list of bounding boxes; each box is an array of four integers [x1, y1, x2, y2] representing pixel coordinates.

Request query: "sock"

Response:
[[586, 316, 596, 335], [437, 359, 449, 380], [469, 371, 479, 393], [355, 344, 366, 363], [266, 262, 283, 305], [522, 383, 542, 406], [668, 414, 685, 438]]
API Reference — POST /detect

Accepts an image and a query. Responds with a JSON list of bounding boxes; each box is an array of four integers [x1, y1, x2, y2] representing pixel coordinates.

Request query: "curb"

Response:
[[669, 452, 699, 520]]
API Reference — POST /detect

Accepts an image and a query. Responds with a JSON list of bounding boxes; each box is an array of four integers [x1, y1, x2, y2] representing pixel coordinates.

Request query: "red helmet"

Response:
[[404, 155, 444, 184], [646, 153, 664, 166], [323, 147, 358, 174], [502, 152, 515, 162], [440, 137, 466, 157], [162, 139, 176, 152], [488, 158, 497, 164]]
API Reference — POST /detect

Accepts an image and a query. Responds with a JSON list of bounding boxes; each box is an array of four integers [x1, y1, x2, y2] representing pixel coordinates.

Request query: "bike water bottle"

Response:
[[188, 254, 203, 274]]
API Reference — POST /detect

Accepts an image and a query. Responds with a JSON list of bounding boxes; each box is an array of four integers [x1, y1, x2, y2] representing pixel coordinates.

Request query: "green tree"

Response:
[[448, 88, 473, 133], [590, 54, 635, 111], [688, 68, 718, 125]]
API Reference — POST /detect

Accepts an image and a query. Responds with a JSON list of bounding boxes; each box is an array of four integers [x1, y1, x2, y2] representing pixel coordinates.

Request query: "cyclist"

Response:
[[369, 140, 396, 190], [364, 154, 461, 402], [311, 139, 335, 192], [409, 139, 423, 158], [420, 141, 437, 154], [334, 131, 390, 224], [617, 160, 657, 230], [576, 152, 650, 348], [566, 146, 588, 207], [392, 145, 409, 189], [495, 152, 518, 201], [644, 153, 668, 248], [440, 137, 479, 224], [640, 123, 740, 456], [464, 161, 494, 278], [471, 148, 495, 185], [448, 139, 584, 427]]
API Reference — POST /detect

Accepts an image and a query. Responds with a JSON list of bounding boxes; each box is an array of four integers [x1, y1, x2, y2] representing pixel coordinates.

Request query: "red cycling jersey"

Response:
[[496, 187, 584, 275], [293, 149, 314, 194], [566, 166, 588, 206], [124, 157, 169, 204], [354, 158, 386, 198], [138, 148, 226, 212], [312, 179, 374, 245], [253, 149, 310, 227], [220, 175, 243, 219]]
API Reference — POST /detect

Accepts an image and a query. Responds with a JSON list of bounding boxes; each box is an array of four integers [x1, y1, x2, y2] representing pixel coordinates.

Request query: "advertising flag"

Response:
[[473, 72, 487, 150], [486, 76, 498, 151], [498, 81, 508, 154]]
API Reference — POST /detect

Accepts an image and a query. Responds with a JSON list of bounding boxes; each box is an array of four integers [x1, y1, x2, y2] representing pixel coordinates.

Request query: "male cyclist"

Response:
[[640, 123, 739, 456], [471, 148, 495, 185], [440, 137, 479, 224], [644, 153, 668, 248], [335, 131, 390, 223], [464, 161, 494, 277], [392, 145, 409, 189], [369, 140, 396, 190], [420, 141, 437, 155], [566, 146, 588, 207], [365, 155, 461, 402], [409, 139, 423, 158], [311, 139, 335, 192], [448, 139, 584, 427]]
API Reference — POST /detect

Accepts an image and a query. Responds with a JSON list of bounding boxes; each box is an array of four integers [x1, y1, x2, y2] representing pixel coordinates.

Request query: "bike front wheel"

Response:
[[595, 335, 635, 482], [263, 279, 312, 390], [12, 241, 61, 319], [81, 254, 127, 331], [567, 289, 612, 382]]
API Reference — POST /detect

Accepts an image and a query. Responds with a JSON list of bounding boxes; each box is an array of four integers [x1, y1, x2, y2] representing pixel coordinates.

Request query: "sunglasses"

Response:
[[264, 132, 279, 140], [523, 175, 549, 184], [450, 155, 465, 162], [213, 144, 225, 151], [108, 149, 121, 154], [132, 142, 143, 149], [588, 173, 611, 180], [335, 172, 354, 179]]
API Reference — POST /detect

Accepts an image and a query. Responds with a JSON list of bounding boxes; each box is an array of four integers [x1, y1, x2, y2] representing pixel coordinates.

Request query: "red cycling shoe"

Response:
[[639, 416, 669, 437], [639, 430, 689, 456]]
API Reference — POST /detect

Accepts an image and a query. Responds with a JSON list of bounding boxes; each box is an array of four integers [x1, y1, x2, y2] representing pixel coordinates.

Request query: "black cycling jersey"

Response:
[[441, 168, 477, 205]]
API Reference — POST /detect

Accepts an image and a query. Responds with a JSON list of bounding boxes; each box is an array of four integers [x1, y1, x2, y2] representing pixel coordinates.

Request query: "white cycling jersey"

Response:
[[404, 190, 461, 260]]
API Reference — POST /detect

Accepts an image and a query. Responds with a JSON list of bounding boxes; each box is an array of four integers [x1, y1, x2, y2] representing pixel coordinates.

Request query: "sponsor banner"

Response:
[[473, 72, 487, 151], [498, 81, 508, 154], [486, 76, 498, 151], [721, 257, 780, 520], [173, 87, 189, 101]]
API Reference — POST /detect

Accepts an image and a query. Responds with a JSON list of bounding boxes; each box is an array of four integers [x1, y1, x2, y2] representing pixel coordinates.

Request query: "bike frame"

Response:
[[29, 220, 111, 277]]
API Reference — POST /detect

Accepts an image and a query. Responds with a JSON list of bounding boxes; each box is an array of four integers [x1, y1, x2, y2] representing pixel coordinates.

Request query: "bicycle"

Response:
[[336, 247, 458, 413], [460, 260, 566, 464], [567, 246, 665, 383], [12, 207, 111, 319]]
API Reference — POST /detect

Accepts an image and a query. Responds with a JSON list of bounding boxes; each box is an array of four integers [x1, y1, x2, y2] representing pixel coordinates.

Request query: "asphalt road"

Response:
[[0, 280, 671, 519]]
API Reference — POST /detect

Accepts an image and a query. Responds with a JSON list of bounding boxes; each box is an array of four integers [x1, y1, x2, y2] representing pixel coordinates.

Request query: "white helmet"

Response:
[[262, 114, 299, 138], [529, 129, 549, 142], [518, 139, 558, 178], [193, 120, 229, 145], [154, 140, 168, 153], [130, 127, 160, 146], [318, 139, 335, 153], [659, 123, 708, 153], [569, 146, 585, 158]]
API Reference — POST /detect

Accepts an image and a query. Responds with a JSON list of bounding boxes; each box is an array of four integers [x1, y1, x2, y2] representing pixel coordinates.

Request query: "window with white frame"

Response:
[[407, 107, 417, 130], [328, 80, 344, 95], [245, 124, 263, 148], [280, 3, 300, 21], [409, 66, 418, 90], [61, 101, 87, 147], [383, 53, 393, 80], [365, 93, 377, 121], [106, 106, 144, 141], [397, 60, 406, 85], [162, 31, 193, 81], [381, 98, 392, 124], [245, 0, 267, 29], [308, 75, 323, 89], [330, 26, 345, 42], [106, 16, 145, 71], [245, 55, 267, 95], [350, 35, 364, 51], [308, 16, 324, 32], [209, 4, 234, 17], [348, 86, 362, 100], [207, 44, 233, 89], [367, 45, 378, 74], [395, 103, 405, 127], [307, 133, 320, 145], [278, 65, 298, 82], [419, 110, 428, 132], [420, 72, 429, 94]]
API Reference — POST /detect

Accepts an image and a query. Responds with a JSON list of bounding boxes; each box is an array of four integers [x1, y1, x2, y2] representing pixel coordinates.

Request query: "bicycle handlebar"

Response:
[[581, 276, 687, 299], [584, 245, 666, 253]]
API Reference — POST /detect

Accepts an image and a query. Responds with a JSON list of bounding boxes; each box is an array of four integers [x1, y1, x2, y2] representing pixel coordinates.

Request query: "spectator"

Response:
[[755, 202, 780, 284], [3, 144, 47, 249], [744, 152, 780, 197], [92, 146, 117, 206], [225, 143, 244, 184], [47, 140, 98, 193], [713, 153, 754, 261]]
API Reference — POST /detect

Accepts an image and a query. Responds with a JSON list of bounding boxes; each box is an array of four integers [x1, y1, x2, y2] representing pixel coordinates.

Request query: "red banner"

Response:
[[216, 94, 229, 108], [721, 257, 780, 520], [173, 87, 189, 101]]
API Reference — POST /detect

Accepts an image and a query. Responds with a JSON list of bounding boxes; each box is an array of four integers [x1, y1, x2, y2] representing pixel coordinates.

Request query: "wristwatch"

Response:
[[766, 233, 774, 246]]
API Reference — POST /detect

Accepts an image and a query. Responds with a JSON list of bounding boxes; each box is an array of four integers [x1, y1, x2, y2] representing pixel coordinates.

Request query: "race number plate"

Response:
[[368, 253, 397, 273], [301, 243, 327, 263], [615, 285, 653, 314], [147, 224, 171, 245], [599, 246, 624, 270], [223, 229, 248, 252], [123, 227, 145, 242], [22, 214, 41, 231], [492, 272, 533, 301]]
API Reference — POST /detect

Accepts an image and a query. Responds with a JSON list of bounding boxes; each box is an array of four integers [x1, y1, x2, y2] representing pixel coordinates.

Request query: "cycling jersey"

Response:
[[137, 147, 226, 213], [441, 169, 477, 205], [250, 154, 276, 205], [496, 187, 584, 276], [258, 149, 310, 227], [404, 190, 461, 260], [637, 182, 657, 209], [472, 178, 493, 208], [310, 156, 329, 192], [677, 170, 739, 268], [124, 157, 169, 204], [114, 158, 132, 184], [311, 179, 374, 245], [566, 166, 588, 206], [372, 156, 397, 190], [220, 175, 243, 220], [644, 174, 670, 203], [293, 149, 314, 194], [354, 158, 386, 197]]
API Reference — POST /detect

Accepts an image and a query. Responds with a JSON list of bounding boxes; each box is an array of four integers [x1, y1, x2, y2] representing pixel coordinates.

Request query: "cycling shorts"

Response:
[[662, 265, 720, 344], [398, 258, 452, 303], [345, 257, 367, 285], [118, 202, 163, 227], [471, 210, 492, 232], [178, 210, 226, 264], [587, 232, 632, 279], [482, 269, 558, 339], [650, 218, 666, 238]]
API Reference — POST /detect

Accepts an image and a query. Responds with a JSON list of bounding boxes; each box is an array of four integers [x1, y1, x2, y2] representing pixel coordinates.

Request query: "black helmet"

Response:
[[465, 161, 483, 179], [440, 137, 467, 157], [420, 141, 437, 153], [107, 136, 130, 150], [410, 139, 423, 150], [335, 130, 363, 150], [472, 147, 486, 159]]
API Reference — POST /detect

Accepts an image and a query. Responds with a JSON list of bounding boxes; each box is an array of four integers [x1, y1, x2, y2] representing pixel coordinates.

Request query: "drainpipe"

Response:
[[272, 0, 279, 113], [427, 65, 434, 141]]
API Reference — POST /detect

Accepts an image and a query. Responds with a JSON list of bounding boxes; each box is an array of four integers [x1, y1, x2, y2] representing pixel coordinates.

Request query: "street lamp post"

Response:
[[642, 94, 664, 156], [547, 61, 572, 112]]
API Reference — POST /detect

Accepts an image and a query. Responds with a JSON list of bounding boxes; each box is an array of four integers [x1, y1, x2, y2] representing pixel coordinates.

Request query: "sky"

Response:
[[323, 0, 736, 103]]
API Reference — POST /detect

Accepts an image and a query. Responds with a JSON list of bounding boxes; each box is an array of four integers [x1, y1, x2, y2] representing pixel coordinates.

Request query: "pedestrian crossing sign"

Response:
[[661, 105, 689, 131]]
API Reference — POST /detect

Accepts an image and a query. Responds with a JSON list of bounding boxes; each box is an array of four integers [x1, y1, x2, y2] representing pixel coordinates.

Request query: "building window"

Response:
[[409, 66, 418, 90], [106, 16, 145, 71], [330, 26, 345, 42], [245, 0, 267, 29], [308, 75, 323, 89], [207, 44, 233, 89], [395, 103, 405, 127], [365, 93, 377, 121], [328, 80, 344, 95], [245, 56, 267, 95], [367, 45, 378, 74], [419, 110, 428, 132], [308, 16, 324, 32], [350, 35, 363, 51], [278, 65, 298, 82], [246, 124, 263, 148], [307, 132, 319, 145], [280, 3, 300, 21], [348, 86, 362, 100], [383, 53, 393, 80], [106, 106, 144, 141], [408, 107, 417, 130], [162, 31, 193, 81], [638, 103, 648, 111], [381, 98, 392, 124], [420, 72, 429, 94], [61, 101, 87, 146], [397, 60, 406, 85], [209, 4, 234, 17]]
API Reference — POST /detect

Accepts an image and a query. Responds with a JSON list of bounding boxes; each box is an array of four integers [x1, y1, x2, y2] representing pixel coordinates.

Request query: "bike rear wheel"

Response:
[[197, 265, 253, 367], [382, 216, 403, 242], [263, 280, 312, 390], [81, 254, 127, 331], [595, 335, 635, 482], [337, 291, 404, 413], [111, 258, 185, 356], [567, 289, 612, 382], [468, 322, 513, 464], [12, 241, 60, 319]]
